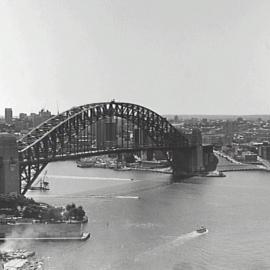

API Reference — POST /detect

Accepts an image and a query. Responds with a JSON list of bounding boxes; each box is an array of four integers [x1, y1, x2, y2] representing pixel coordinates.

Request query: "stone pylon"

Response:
[[0, 133, 20, 194]]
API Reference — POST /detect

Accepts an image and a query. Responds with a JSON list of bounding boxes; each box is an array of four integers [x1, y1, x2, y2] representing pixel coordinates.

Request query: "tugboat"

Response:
[[80, 232, 91, 241], [196, 226, 208, 234], [79, 223, 90, 241]]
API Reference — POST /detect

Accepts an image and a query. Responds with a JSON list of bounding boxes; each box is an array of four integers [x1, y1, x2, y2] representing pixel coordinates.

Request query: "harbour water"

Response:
[[5, 160, 270, 269]]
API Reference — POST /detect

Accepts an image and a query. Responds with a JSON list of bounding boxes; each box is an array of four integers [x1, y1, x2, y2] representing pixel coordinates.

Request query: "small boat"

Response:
[[30, 170, 50, 191], [204, 171, 226, 177], [196, 226, 208, 234], [80, 232, 90, 241]]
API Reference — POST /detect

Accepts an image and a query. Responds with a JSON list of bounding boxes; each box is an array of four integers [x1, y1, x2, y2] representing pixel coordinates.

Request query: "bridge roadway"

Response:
[[19, 146, 192, 165]]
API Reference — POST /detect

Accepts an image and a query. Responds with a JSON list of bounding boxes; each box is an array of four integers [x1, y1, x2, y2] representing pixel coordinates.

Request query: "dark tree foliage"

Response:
[[65, 203, 85, 221], [0, 194, 86, 222], [66, 203, 76, 211], [22, 205, 42, 219], [0, 194, 38, 210], [125, 154, 135, 163]]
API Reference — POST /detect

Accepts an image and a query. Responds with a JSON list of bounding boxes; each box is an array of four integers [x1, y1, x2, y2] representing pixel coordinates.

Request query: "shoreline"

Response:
[[115, 167, 172, 174]]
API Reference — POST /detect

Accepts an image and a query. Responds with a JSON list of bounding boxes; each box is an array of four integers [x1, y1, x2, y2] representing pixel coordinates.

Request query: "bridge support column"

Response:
[[172, 146, 218, 179], [172, 145, 204, 178], [202, 145, 218, 171], [172, 148, 193, 178], [172, 129, 205, 178], [0, 133, 20, 194]]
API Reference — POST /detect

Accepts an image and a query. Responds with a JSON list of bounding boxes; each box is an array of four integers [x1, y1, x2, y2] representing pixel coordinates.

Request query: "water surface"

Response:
[[7, 161, 270, 269]]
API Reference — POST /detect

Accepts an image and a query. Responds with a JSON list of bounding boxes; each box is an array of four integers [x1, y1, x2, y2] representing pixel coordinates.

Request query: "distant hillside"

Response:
[[163, 114, 270, 121]]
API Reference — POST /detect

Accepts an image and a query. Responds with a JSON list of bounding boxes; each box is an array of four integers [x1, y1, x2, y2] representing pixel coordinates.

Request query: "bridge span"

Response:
[[15, 101, 218, 194]]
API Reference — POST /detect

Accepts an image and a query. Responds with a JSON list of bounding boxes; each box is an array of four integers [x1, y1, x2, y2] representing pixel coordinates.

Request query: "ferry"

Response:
[[196, 226, 208, 234]]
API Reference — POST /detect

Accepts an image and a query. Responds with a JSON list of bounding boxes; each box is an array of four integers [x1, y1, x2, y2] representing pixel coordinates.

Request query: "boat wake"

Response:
[[27, 194, 140, 199], [115, 195, 140, 199], [170, 230, 208, 247], [135, 230, 208, 262], [126, 222, 161, 229], [46, 175, 140, 182]]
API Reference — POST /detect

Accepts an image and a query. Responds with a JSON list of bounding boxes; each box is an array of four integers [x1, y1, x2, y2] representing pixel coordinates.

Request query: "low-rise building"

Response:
[[259, 143, 270, 160], [242, 151, 258, 163]]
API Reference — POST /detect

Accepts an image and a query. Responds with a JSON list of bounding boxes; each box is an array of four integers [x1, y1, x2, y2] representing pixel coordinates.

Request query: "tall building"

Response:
[[95, 117, 117, 148], [104, 118, 117, 148], [39, 109, 51, 123], [5, 108, 13, 124], [134, 128, 143, 146], [223, 120, 236, 145], [29, 109, 52, 127], [19, 113, 27, 120], [96, 119, 105, 149]]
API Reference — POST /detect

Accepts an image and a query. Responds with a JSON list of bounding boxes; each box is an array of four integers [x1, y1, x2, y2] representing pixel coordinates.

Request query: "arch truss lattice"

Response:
[[18, 102, 190, 194]]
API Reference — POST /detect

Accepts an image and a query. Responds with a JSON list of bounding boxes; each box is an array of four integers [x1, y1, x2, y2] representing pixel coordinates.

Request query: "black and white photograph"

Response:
[[1, 1, 270, 269]]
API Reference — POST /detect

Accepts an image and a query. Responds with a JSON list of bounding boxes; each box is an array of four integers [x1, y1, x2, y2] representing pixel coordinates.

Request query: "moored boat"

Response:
[[204, 171, 226, 177], [29, 170, 50, 191]]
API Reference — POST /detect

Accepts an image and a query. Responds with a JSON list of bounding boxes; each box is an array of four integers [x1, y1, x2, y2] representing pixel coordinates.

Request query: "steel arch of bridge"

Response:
[[18, 102, 190, 194]]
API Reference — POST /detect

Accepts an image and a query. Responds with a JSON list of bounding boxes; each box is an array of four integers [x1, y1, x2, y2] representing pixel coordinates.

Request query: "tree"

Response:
[[22, 205, 41, 219], [65, 205, 85, 221], [66, 203, 76, 211], [76, 206, 85, 221]]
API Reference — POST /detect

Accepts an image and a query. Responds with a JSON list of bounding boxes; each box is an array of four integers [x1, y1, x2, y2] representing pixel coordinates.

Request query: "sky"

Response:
[[0, 0, 270, 116]]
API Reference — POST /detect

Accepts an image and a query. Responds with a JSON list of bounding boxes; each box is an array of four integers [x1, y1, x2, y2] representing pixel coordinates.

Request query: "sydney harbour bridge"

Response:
[[17, 101, 218, 194]]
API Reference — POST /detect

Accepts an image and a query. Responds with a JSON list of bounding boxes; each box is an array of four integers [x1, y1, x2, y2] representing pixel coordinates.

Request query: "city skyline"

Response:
[[1, 106, 270, 119], [1, 1, 270, 115]]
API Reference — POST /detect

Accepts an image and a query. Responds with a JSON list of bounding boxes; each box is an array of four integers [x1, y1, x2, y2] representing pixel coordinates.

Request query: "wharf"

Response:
[[215, 151, 269, 172], [0, 236, 84, 241], [217, 164, 266, 172]]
